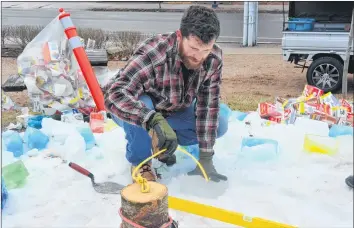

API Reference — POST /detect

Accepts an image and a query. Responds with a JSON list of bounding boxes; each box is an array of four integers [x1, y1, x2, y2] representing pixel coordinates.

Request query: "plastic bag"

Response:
[[16, 15, 96, 113], [2, 130, 24, 158], [27, 115, 50, 129], [61, 109, 84, 124], [1, 90, 18, 111]]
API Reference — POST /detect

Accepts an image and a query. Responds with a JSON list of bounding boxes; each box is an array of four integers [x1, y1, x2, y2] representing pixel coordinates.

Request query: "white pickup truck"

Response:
[[282, 2, 353, 93]]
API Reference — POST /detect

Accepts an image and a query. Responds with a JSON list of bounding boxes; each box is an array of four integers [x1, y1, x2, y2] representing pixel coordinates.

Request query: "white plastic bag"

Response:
[[17, 16, 95, 113]]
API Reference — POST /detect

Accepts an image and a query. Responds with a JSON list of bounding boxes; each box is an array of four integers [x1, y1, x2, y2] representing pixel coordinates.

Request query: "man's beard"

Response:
[[178, 43, 204, 70]]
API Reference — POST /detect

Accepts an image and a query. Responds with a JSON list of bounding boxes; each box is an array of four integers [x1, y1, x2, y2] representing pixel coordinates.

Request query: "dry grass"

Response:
[[2, 110, 22, 129]]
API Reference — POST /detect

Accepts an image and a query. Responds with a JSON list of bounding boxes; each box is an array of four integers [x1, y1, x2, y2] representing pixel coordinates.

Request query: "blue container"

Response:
[[329, 124, 353, 137], [2, 130, 24, 158], [1, 176, 8, 210], [288, 18, 315, 31], [239, 137, 279, 161]]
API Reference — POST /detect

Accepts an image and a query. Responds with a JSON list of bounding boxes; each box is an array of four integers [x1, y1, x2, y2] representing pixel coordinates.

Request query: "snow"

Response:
[[2, 114, 353, 228]]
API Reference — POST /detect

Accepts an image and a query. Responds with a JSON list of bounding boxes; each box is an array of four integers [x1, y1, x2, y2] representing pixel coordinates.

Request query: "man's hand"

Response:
[[188, 152, 228, 182], [147, 113, 178, 165]]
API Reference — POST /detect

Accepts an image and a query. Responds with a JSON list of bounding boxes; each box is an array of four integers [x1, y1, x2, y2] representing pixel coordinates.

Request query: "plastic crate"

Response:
[[288, 18, 315, 31]]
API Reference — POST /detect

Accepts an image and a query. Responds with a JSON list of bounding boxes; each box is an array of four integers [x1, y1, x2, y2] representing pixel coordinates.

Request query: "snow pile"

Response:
[[1, 113, 353, 228]]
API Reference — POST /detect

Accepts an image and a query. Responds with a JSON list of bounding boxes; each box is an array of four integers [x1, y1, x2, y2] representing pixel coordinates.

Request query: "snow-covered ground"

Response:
[[2, 113, 353, 228]]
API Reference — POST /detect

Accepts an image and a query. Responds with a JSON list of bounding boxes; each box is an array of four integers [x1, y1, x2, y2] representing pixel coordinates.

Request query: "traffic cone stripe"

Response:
[[68, 36, 83, 49], [60, 16, 74, 29]]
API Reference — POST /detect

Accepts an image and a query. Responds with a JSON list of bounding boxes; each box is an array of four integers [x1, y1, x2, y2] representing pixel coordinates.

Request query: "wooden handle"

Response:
[[69, 162, 94, 180]]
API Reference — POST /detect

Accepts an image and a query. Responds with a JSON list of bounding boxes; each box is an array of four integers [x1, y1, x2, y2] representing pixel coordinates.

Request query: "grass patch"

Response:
[[223, 94, 273, 112], [1, 110, 21, 129], [1, 108, 43, 130]]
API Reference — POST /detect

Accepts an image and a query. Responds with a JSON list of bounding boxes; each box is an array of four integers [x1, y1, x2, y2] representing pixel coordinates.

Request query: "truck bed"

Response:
[[282, 30, 353, 61]]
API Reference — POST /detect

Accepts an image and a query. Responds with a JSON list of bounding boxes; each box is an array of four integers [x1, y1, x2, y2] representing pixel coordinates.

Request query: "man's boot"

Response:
[[131, 162, 157, 182]]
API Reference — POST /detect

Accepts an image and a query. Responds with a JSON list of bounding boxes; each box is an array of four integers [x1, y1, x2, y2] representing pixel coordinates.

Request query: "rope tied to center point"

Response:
[[131, 146, 209, 193]]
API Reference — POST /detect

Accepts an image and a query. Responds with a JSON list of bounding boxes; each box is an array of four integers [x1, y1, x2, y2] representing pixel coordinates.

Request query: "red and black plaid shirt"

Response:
[[104, 32, 223, 153]]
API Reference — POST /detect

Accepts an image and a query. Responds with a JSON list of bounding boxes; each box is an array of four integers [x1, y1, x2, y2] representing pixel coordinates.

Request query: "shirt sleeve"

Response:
[[195, 60, 222, 153], [104, 50, 156, 127]]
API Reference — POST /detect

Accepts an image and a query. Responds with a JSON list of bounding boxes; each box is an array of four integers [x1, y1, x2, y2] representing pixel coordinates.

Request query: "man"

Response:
[[104, 5, 228, 183]]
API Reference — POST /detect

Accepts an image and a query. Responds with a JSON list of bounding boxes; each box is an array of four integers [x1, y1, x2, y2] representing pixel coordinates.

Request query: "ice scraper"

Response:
[[69, 162, 124, 194]]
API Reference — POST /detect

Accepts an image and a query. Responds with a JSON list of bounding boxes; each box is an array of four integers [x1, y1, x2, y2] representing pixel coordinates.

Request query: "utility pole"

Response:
[[243, 2, 249, 46], [342, 8, 354, 98], [254, 1, 258, 46], [247, 2, 255, 47]]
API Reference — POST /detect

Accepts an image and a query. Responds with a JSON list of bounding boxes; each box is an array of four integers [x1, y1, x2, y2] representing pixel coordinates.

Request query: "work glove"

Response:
[[147, 112, 178, 166], [188, 152, 228, 182]]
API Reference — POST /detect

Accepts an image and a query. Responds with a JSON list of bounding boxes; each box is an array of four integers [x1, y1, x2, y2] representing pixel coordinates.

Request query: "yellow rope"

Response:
[[132, 146, 209, 193]]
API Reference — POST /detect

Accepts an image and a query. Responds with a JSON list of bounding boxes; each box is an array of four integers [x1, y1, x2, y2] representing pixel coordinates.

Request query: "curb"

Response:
[[1, 47, 283, 58], [88, 8, 288, 14]]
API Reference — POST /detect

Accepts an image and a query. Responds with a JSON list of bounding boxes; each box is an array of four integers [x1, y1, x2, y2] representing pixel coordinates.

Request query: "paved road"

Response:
[[2, 8, 284, 43]]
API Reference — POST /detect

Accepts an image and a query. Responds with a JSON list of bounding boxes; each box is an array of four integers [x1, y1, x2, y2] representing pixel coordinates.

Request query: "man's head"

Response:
[[177, 5, 220, 70]]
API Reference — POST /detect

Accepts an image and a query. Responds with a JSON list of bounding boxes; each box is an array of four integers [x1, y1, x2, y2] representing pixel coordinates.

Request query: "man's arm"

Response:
[[195, 61, 222, 153], [104, 51, 156, 127]]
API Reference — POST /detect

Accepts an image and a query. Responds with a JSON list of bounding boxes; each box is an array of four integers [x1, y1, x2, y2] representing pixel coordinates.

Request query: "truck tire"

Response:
[[306, 57, 343, 93]]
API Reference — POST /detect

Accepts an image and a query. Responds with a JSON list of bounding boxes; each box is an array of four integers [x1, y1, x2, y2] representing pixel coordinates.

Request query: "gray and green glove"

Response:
[[146, 112, 178, 166], [188, 152, 228, 182]]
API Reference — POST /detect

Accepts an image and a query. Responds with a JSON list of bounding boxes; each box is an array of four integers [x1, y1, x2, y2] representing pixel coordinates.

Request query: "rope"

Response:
[[119, 208, 174, 228], [131, 146, 209, 193]]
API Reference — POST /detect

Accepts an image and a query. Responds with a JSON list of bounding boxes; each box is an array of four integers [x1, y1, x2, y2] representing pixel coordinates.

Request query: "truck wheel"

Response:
[[306, 57, 343, 93]]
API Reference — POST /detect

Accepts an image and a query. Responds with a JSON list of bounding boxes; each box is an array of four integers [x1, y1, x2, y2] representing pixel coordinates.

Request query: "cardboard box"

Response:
[[268, 115, 282, 123], [310, 113, 338, 125], [258, 102, 282, 118], [302, 85, 324, 99], [340, 99, 353, 113]]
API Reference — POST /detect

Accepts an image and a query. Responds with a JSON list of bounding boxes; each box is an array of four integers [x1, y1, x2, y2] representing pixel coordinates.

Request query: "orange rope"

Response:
[[119, 208, 174, 228]]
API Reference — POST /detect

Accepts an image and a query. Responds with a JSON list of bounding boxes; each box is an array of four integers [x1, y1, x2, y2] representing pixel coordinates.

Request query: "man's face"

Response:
[[178, 34, 215, 70]]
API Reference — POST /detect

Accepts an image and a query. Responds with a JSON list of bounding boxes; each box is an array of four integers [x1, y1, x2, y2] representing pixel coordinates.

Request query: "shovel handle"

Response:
[[69, 162, 94, 180]]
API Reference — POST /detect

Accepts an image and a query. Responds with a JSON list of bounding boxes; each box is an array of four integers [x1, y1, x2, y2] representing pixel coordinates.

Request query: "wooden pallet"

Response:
[[2, 49, 108, 92]]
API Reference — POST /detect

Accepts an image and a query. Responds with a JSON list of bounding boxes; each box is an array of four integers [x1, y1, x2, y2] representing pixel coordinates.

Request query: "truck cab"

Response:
[[282, 2, 354, 93]]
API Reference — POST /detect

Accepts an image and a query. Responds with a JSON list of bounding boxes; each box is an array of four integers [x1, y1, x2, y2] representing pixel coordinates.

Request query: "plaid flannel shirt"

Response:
[[104, 32, 223, 153]]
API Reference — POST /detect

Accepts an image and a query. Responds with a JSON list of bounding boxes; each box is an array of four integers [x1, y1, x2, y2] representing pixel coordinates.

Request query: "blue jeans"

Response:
[[111, 95, 229, 166]]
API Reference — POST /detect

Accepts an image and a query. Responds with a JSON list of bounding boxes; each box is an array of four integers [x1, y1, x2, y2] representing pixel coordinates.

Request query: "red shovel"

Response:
[[69, 162, 124, 194]]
